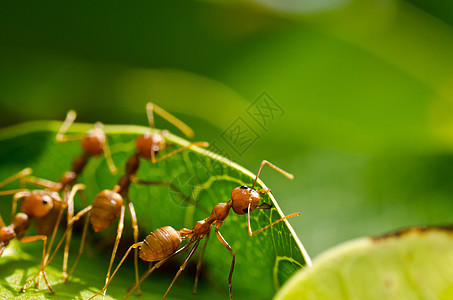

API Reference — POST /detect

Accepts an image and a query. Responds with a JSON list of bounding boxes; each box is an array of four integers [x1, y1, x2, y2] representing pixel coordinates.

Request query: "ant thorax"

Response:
[[135, 132, 166, 159], [230, 186, 261, 215]]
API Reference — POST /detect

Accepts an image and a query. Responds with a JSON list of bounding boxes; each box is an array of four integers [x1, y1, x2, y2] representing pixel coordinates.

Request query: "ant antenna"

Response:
[[251, 160, 294, 189], [56, 110, 81, 142], [103, 138, 117, 174], [247, 202, 300, 236], [150, 141, 209, 164], [146, 102, 194, 138]]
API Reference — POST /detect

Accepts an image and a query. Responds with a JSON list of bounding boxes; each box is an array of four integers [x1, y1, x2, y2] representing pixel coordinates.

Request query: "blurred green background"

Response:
[[1, 0, 453, 258]]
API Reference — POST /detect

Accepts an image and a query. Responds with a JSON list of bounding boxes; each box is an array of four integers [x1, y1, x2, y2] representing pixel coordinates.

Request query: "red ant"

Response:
[[86, 160, 299, 299], [0, 168, 85, 294], [17, 110, 117, 284], [33, 102, 208, 298]]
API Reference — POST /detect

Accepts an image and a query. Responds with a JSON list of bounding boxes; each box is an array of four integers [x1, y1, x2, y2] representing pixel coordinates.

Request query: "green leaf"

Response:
[[275, 226, 453, 300], [0, 121, 310, 299]]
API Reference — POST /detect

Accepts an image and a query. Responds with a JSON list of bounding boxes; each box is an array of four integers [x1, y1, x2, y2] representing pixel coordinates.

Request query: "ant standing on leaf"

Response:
[[88, 160, 299, 300], [37, 102, 208, 298], [17, 110, 118, 290], [0, 168, 85, 294]]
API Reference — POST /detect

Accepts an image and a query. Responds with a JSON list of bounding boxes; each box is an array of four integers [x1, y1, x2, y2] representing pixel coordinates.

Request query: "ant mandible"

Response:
[[0, 168, 85, 294], [34, 102, 208, 298], [89, 160, 299, 300]]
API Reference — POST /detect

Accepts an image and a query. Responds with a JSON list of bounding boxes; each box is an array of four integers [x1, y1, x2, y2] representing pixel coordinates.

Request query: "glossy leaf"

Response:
[[0, 121, 310, 299], [276, 226, 453, 300]]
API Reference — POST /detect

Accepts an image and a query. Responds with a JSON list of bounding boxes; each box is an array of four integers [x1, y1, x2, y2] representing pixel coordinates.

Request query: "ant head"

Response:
[[230, 185, 261, 215], [81, 122, 106, 156], [135, 132, 166, 159], [20, 190, 60, 218]]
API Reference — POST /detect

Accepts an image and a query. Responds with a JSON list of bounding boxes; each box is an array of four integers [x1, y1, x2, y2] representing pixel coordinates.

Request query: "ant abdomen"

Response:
[[139, 226, 182, 262], [91, 190, 124, 232], [135, 133, 165, 159]]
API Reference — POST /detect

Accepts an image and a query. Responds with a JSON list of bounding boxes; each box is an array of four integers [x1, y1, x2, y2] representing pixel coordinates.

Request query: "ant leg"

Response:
[[19, 235, 54, 294], [66, 208, 90, 282], [88, 241, 143, 300], [102, 204, 126, 299], [146, 102, 194, 138], [20, 176, 61, 190], [125, 242, 194, 299], [57, 134, 85, 141], [151, 142, 209, 164], [0, 168, 32, 220], [52, 184, 84, 281], [126, 200, 141, 296], [7, 191, 30, 221], [56, 110, 86, 142], [35, 200, 67, 288], [38, 184, 83, 284], [62, 187, 73, 280], [0, 168, 32, 188], [0, 213, 4, 228], [0, 189, 27, 197], [45, 206, 93, 270], [23, 205, 93, 291], [102, 136, 118, 174], [193, 230, 210, 295], [132, 177, 198, 208], [214, 223, 235, 300], [161, 240, 201, 300], [251, 160, 294, 189], [247, 203, 300, 236]]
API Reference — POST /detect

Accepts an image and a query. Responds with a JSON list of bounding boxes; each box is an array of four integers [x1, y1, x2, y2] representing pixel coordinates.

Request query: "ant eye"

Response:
[[42, 195, 51, 205], [240, 185, 248, 189], [242, 207, 249, 213]]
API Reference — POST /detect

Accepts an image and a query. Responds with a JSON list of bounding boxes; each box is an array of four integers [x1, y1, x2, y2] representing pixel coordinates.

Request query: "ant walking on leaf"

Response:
[[17, 110, 117, 291], [88, 160, 299, 300], [0, 168, 85, 294], [38, 102, 208, 298]]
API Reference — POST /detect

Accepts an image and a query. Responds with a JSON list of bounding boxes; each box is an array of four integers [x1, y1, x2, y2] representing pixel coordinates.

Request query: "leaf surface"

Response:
[[0, 121, 309, 299], [276, 226, 453, 300]]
